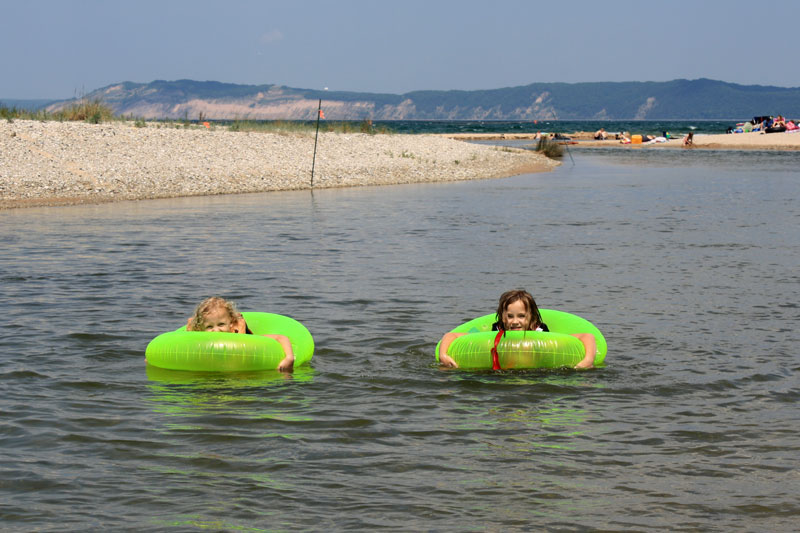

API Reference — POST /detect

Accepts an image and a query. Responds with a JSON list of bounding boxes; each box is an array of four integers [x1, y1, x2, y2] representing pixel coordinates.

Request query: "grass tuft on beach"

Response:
[[535, 138, 564, 158], [0, 100, 393, 136], [228, 118, 391, 135], [1, 98, 115, 124]]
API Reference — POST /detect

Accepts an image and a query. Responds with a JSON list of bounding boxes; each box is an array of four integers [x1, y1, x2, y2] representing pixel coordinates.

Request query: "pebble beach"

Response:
[[0, 120, 556, 209]]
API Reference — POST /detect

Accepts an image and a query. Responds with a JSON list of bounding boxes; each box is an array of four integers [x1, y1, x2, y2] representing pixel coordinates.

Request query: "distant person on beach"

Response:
[[752, 118, 767, 132], [437, 289, 597, 370], [683, 132, 694, 146], [619, 134, 655, 144], [187, 296, 295, 371], [766, 115, 787, 133], [594, 128, 608, 140]]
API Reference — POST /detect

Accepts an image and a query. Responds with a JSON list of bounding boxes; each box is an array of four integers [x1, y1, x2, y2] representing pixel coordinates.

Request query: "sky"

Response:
[[3, 0, 799, 99]]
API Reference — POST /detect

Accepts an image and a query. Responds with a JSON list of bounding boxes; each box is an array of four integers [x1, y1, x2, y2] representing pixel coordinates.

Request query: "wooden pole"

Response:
[[310, 99, 322, 188]]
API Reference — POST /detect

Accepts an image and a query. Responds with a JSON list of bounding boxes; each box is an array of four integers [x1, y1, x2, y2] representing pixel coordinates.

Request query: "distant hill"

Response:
[[1, 98, 57, 110], [45, 78, 800, 121]]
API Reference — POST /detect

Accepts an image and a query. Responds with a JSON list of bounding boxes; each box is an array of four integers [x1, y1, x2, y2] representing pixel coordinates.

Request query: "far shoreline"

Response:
[[443, 131, 800, 151]]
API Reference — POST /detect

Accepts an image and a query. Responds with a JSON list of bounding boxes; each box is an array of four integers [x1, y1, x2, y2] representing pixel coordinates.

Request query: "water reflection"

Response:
[[145, 364, 316, 420]]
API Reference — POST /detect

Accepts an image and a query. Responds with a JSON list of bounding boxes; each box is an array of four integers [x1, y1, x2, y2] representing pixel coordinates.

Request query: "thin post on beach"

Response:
[[310, 99, 323, 188]]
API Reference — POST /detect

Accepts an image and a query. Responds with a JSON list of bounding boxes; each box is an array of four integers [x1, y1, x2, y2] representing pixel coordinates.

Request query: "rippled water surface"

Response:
[[2, 149, 798, 531]]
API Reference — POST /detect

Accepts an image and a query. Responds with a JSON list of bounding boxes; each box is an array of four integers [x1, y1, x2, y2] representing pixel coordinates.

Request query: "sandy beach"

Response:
[[0, 120, 556, 209], [575, 131, 800, 150], [447, 131, 800, 151]]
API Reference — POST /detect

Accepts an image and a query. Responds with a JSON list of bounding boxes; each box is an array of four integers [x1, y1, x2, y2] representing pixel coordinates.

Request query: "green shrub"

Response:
[[56, 98, 115, 122], [535, 138, 564, 158]]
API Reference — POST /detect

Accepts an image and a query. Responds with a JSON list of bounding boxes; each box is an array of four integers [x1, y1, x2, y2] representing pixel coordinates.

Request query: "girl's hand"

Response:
[[265, 334, 295, 372], [439, 353, 458, 368], [438, 332, 466, 368], [571, 333, 596, 370], [277, 354, 294, 372]]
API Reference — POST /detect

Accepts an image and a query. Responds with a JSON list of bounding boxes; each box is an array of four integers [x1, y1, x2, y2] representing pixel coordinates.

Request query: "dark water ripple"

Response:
[[1, 149, 799, 531]]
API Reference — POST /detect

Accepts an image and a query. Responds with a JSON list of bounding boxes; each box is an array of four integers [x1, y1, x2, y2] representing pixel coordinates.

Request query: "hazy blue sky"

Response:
[[3, 0, 798, 99]]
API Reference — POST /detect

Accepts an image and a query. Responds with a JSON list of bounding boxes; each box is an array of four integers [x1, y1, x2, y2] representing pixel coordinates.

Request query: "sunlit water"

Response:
[[1, 148, 798, 531]]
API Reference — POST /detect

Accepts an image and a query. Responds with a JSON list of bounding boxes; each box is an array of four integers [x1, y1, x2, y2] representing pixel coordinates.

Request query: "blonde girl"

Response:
[[187, 297, 295, 371]]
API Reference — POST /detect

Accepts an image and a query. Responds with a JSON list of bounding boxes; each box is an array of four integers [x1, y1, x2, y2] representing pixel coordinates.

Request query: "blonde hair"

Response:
[[188, 297, 240, 331]]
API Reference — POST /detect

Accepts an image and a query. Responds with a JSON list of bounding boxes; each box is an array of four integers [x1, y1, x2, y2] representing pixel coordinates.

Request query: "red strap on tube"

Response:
[[490, 329, 504, 370]]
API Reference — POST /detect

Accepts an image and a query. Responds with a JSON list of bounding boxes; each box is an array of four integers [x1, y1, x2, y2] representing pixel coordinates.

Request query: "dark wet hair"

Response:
[[188, 296, 240, 331], [495, 289, 543, 331]]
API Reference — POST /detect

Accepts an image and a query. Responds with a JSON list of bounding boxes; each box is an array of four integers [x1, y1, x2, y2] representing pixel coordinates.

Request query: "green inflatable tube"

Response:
[[145, 312, 314, 372], [435, 309, 606, 369]]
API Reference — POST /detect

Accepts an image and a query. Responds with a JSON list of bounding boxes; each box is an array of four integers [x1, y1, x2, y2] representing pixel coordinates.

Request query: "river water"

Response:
[[1, 148, 798, 531]]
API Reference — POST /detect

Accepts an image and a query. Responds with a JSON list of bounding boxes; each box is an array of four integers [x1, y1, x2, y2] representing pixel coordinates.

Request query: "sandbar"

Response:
[[0, 120, 556, 209]]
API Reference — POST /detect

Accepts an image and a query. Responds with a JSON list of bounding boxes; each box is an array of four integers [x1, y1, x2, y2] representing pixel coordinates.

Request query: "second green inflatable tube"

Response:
[[435, 309, 606, 369]]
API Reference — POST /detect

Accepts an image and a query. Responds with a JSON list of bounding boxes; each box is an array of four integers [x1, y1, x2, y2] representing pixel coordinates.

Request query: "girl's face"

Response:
[[503, 299, 532, 331], [201, 306, 235, 332]]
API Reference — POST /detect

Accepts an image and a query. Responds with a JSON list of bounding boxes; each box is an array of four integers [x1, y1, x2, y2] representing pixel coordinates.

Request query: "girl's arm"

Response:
[[438, 331, 467, 368], [264, 334, 295, 372], [571, 333, 596, 369]]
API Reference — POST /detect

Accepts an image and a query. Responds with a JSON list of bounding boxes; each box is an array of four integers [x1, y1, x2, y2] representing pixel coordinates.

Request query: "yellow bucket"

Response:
[[631, 134, 642, 144]]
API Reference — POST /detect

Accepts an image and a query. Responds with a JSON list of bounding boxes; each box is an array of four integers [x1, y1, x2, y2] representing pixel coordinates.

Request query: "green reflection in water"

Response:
[[143, 460, 291, 488], [437, 371, 604, 457], [143, 365, 314, 531], [450, 400, 589, 453], [144, 364, 315, 417], [436, 371, 610, 522], [146, 363, 315, 386], [151, 517, 275, 531], [144, 363, 317, 447]]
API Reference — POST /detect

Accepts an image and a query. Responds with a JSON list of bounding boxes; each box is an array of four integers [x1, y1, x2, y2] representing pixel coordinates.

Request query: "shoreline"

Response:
[[445, 131, 800, 151], [0, 120, 556, 210]]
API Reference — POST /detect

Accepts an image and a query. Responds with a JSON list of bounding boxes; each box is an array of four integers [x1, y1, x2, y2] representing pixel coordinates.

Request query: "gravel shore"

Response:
[[0, 120, 556, 209]]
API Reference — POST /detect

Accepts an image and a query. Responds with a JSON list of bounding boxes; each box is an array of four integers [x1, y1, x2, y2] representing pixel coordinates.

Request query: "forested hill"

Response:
[[45, 78, 800, 120]]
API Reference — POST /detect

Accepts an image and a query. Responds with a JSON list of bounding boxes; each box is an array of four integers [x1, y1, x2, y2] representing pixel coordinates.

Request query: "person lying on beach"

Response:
[[437, 289, 597, 370], [186, 296, 295, 371], [619, 134, 655, 144]]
